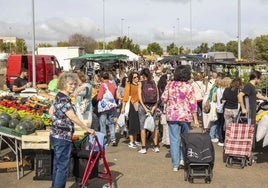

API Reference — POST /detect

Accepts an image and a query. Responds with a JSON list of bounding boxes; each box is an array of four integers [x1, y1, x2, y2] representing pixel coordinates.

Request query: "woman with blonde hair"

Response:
[[216, 77, 231, 146]]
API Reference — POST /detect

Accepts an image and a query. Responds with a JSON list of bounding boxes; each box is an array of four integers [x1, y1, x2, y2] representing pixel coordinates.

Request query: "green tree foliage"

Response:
[[107, 36, 141, 55], [38, 43, 53, 47], [68, 33, 97, 53], [193, 42, 209, 54], [210, 42, 226, 52], [147, 42, 163, 56], [15, 38, 27, 54], [167, 43, 178, 55], [241, 38, 256, 61], [57, 41, 69, 47], [226, 41, 238, 57], [254, 35, 268, 61]]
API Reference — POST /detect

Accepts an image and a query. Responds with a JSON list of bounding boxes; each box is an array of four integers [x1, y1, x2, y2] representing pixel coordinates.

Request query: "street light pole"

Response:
[[238, 0, 241, 60], [177, 18, 180, 47], [121, 18, 124, 38], [31, 0, 36, 87], [189, 0, 193, 54], [102, 0, 105, 52], [127, 26, 130, 38]]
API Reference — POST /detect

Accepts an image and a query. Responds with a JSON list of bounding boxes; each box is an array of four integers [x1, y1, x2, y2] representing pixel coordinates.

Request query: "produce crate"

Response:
[[22, 130, 50, 150]]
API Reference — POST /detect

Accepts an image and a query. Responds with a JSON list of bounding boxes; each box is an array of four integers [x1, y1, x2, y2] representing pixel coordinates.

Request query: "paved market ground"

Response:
[[0, 127, 268, 188]]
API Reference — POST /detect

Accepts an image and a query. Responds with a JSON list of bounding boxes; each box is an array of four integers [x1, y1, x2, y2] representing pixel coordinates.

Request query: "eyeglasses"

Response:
[[133, 76, 139, 79]]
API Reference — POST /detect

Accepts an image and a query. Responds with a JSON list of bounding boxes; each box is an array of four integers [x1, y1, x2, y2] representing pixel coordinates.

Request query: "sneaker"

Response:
[[172, 167, 178, 172], [128, 142, 137, 148], [134, 141, 141, 146], [211, 138, 219, 143], [218, 142, 224, 147], [138, 148, 147, 154], [111, 140, 117, 146], [180, 160, 184, 166], [152, 147, 160, 153]]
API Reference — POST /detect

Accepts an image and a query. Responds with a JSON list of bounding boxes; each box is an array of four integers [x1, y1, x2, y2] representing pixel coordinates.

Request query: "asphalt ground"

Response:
[[0, 126, 268, 188]]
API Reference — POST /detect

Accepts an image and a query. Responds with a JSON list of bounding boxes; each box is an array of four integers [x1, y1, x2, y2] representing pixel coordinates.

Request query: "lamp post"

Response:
[[121, 18, 124, 38], [237, 0, 241, 60], [31, 0, 36, 87], [177, 18, 180, 47], [127, 26, 130, 38], [9, 27, 12, 54], [102, 0, 106, 52], [189, 0, 193, 54]]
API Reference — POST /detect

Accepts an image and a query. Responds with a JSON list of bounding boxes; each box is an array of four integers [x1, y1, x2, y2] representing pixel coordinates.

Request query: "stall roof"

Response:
[[71, 53, 128, 61]]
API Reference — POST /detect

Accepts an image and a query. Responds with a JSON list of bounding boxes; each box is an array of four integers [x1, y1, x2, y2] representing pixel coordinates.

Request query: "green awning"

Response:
[[71, 53, 128, 61]]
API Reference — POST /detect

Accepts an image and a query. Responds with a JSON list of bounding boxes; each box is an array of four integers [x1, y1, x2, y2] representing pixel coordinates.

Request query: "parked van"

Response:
[[6, 54, 62, 88]]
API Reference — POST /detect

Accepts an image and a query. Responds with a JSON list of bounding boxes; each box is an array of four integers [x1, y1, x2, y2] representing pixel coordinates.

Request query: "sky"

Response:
[[1, 0, 268, 51]]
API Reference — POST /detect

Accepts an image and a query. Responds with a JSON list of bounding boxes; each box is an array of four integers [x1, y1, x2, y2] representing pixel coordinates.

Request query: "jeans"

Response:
[[99, 108, 116, 142], [168, 121, 190, 168], [50, 136, 72, 188], [209, 120, 219, 139]]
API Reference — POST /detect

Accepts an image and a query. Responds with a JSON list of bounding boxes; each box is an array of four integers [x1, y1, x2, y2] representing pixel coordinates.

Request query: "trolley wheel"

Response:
[[205, 177, 211, 184], [240, 158, 246, 169], [184, 171, 188, 181], [102, 182, 116, 188], [188, 177, 194, 183], [226, 156, 233, 167], [247, 157, 253, 166]]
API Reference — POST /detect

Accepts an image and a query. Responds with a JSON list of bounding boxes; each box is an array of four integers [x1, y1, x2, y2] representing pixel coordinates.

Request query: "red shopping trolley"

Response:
[[224, 122, 255, 168], [72, 132, 113, 188]]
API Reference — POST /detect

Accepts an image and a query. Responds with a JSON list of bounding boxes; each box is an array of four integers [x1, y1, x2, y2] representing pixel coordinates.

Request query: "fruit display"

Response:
[[0, 93, 52, 136]]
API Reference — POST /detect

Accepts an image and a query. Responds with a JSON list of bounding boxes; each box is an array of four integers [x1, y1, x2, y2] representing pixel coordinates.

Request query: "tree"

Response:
[[107, 36, 141, 55], [57, 41, 69, 47], [68, 33, 97, 53], [254, 35, 268, 61], [193, 42, 209, 54], [210, 42, 226, 52], [226, 41, 238, 58], [147, 42, 163, 56], [241, 38, 256, 61], [15, 38, 27, 54], [167, 43, 178, 55], [38, 43, 53, 47]]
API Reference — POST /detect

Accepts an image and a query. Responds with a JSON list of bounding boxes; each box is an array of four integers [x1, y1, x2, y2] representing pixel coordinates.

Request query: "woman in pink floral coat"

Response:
[[161, 65, 199, 171]]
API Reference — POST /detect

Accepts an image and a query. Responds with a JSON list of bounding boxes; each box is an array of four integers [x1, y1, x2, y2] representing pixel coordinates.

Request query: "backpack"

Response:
[[141, 80, 158, 104]]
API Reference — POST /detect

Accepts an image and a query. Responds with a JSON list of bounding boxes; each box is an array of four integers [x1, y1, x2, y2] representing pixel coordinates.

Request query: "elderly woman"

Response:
[[49, 72, 95, 188], [161, 65, 199, 171]]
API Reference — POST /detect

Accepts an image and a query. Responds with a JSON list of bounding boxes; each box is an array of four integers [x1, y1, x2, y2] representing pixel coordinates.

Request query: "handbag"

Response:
[[144, 114, 155, 132], [203, 99, 210, 114], [98, 83, 117, 112]]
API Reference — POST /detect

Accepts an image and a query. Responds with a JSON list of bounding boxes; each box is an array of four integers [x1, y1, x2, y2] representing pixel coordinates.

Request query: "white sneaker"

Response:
[[211, 138, 219, 143], [172, 167, 178, 172], [134, 141, 141, 146], [128, 142, 137, 148], [152, 147, 160, 153], [138, 148, 147, 154], [218, 142, 224, 147]]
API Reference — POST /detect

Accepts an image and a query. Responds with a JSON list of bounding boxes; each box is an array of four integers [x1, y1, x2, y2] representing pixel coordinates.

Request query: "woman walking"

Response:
[[161, 65, 199, 171]]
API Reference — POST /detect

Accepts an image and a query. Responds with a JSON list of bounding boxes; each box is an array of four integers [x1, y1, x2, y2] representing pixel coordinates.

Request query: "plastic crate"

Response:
[[33, 150, 75, 181], [33, 150, 52, 180]]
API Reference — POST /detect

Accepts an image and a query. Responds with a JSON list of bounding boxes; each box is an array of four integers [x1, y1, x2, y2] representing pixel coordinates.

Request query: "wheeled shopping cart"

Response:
[[224, 122, 255, 168], [72, 132, 114, 188], [181, 133, 214, 184]]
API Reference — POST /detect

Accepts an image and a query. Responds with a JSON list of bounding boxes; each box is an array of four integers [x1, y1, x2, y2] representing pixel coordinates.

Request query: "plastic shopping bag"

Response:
[[117, 113, 126, 128], [144, 115, 155, 132]]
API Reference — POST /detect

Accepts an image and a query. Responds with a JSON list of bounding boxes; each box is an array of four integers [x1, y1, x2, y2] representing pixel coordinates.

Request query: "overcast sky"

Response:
[[1, 0, 268, 50]]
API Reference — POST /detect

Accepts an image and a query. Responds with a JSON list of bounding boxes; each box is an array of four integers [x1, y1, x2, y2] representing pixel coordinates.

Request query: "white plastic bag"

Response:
[[256, 115, 268, 142], [144, 115, 155, 132], [124, 96, 131, 117], [117, 114, 126, 128], [209, 102, 218, 121]]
